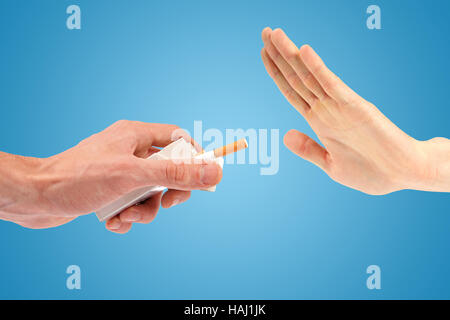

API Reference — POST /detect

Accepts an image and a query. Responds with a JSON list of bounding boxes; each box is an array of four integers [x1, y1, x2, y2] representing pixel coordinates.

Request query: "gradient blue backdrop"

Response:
[[0, 0, 449, 299]]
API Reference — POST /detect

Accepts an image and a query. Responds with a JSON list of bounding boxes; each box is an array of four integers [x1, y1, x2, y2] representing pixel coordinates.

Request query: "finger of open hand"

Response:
[[299, 45, 357, 106], [261, 47, 309, 116], [262, 27, 317, 107], [283, 129, 331, 172], [270, 28, 328, 103]]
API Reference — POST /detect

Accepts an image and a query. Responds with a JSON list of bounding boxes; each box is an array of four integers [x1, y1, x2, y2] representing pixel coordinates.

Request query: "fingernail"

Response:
[[109, 219, 121, 230], [201, 163, 220, 186]]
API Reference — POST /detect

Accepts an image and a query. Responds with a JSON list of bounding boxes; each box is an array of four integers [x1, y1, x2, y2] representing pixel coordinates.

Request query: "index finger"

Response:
[[120, 121, 202, 156]]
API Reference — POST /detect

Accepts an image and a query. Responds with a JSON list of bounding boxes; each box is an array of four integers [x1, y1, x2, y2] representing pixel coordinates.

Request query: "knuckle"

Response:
[[303, 138, 316, 155], [287, 50, 301, 64], [170, 126, 189, 142], [114, 119, 131, 128], [294, 135, 310, 156], [121, 207, 138, 221], [322, 78, 336, 92], [311, 63, 323, 76], [266, 45, 279, 60], [324, 152, 333, 169], [111, 120, 137, 133], [297, 140, 308, 156], [310, 96, 321, 108], [270, 67, 280, 78], [127, 134, 139, 150], [167, 124, 180, 133], [165, 162, 189, 185], [322, 95, 335, 106], [283, 88, 298, 104], [175, 165, 187, 183], [141, 211, 157, 224], [302, 71, 316, 87], [286, 72, 300, 88], [113, 158, 134, 173]]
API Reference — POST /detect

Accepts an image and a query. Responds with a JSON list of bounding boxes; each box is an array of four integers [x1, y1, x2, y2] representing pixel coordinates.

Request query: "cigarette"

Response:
[[210, 138, 248, 158]]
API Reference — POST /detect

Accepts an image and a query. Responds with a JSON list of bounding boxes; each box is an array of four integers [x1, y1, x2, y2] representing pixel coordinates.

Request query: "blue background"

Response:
[[0, 0, 449, 299]]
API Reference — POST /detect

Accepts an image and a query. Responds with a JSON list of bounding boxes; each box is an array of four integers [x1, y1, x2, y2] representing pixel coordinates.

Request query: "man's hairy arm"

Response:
[[0, 153, 57, 226], [0, 121, 222, 233]]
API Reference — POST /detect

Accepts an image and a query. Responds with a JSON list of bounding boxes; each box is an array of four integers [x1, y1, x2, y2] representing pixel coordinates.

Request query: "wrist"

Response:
[[411, 138, 450, 192], [0, 153, 45, 216]]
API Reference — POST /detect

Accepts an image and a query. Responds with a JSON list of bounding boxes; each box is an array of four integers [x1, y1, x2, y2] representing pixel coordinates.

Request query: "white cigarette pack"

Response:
[[95, 138, 224, 222]]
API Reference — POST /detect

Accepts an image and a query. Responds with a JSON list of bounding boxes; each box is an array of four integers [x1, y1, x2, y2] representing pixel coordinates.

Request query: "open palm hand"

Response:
[[261, 27, 437, 195]]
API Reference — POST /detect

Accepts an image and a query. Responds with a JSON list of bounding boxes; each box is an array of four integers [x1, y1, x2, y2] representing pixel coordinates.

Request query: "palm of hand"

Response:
[[262, 27, 431, 195]]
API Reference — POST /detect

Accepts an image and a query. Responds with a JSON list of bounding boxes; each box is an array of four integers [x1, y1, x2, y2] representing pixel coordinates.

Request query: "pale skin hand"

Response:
[[261, 27, 450, 194], [0, 120, 222, 233]]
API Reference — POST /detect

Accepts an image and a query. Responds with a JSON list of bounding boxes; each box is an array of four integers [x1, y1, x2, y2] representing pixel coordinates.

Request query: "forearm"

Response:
[[0, 152, 42, 217]]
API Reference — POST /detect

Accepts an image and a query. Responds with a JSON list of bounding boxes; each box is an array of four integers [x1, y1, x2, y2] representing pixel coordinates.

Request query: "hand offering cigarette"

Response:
[[96, 138, 248, 222]]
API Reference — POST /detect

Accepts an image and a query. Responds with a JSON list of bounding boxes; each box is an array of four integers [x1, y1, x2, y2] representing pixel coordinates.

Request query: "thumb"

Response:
[[283, 129, 331, 172], [133, 158, 223, 191]]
